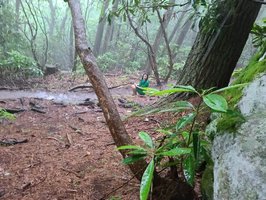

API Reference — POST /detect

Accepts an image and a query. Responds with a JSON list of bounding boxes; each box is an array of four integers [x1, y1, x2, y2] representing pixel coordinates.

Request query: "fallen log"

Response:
[[4, 108, 26, 113], [0, 138, 28, 146], [68, 84, 93, 91], [31, 107, 46, 114], [69, 83, 129, 92]]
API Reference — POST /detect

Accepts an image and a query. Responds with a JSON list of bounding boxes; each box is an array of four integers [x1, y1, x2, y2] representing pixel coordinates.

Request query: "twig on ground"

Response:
[[68, 84, 93, 91], [45, 137, 63, 144], [60, 168, 83, 178], [69, 125, 84, 135], [65, 133, 73, 148], [74, 111, 88, 115], [105, 142, 115, 146], [69, 83, 129, 92], [31, 107, 46, 114]]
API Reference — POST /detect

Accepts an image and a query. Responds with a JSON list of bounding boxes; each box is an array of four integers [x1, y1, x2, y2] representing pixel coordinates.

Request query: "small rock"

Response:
[[144, 118, 149, 122]]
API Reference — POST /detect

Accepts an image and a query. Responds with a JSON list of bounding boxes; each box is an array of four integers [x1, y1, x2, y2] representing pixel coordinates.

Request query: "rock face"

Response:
[[212, 74, 266, 200]]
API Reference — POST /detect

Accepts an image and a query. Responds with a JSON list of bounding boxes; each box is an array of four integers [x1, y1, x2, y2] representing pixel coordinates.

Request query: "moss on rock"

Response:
[[216, 111, 245, 133], [215, 53, 266, 133], [224, 52, 266, 107]]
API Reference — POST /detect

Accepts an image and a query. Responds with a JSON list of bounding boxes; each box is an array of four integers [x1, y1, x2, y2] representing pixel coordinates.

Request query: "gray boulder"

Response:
[[212, 74, 266, 200]]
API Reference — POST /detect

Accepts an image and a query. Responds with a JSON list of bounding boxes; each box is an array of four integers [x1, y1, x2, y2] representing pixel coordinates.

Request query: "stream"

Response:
[[0, 87, 131, 104]]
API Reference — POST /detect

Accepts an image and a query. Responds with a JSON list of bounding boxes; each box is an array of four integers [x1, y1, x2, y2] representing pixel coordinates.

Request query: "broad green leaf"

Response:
[[203, 94, 228, 112], [158, 108, 189, 113], [182, 131, 189, 142], [176, 113, 196, 131], [128, 149, 147, 155], [157, 129, 173, 135], [174, 85, 197, 93], [117, 145, 145, 151], [139, 132, 154, 148], [175, 101, 195, 110], [210, 83, 248, 94], [140, 159, 154, 200], [139, 107, 161, 116], [183, 155, 196, 186], [122, 155, 145, 165], [146, 86, 196, 96], [156, 147, 191, 156], [201, 87, 216, 95], [143, 87, 160, 96]]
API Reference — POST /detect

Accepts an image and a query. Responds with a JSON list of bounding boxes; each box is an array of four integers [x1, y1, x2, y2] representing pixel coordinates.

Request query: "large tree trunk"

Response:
[[93, 0, 109, 57], [67, 0, 146, 181], [175, 0, 261, 91]]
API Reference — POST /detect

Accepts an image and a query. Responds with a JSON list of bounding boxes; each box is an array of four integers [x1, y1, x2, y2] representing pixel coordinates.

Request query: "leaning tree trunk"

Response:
[[175, 0, 261, 92], [67, 0, 146, 181]]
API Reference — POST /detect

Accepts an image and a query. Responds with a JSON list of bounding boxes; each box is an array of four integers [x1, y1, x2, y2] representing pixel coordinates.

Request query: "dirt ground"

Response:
[[0, 73, 203, 200]]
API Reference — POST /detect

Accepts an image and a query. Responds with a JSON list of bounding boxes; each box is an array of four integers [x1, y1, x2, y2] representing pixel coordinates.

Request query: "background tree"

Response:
[[21, 0, 48, 70], [93, 0, 109, 57]]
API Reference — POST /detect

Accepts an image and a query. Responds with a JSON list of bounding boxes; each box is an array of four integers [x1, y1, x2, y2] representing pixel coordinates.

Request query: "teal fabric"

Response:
[[136, 79, 149, 95]]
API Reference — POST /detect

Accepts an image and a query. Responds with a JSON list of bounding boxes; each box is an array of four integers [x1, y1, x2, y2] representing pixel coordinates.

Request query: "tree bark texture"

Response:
[[67, 0, 146, 181], [175, 0, 261, 90]]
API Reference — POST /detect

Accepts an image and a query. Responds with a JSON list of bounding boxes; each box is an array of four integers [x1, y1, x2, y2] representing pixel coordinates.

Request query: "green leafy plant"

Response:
[[251, 18, 266, 50], [118, 83, 247, 200], [0, 50, 42, 79], [0, 108, 15, 120]]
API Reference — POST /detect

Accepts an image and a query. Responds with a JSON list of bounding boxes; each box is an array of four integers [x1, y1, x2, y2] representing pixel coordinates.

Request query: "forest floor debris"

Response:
[[0, 73, 203, 199]]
